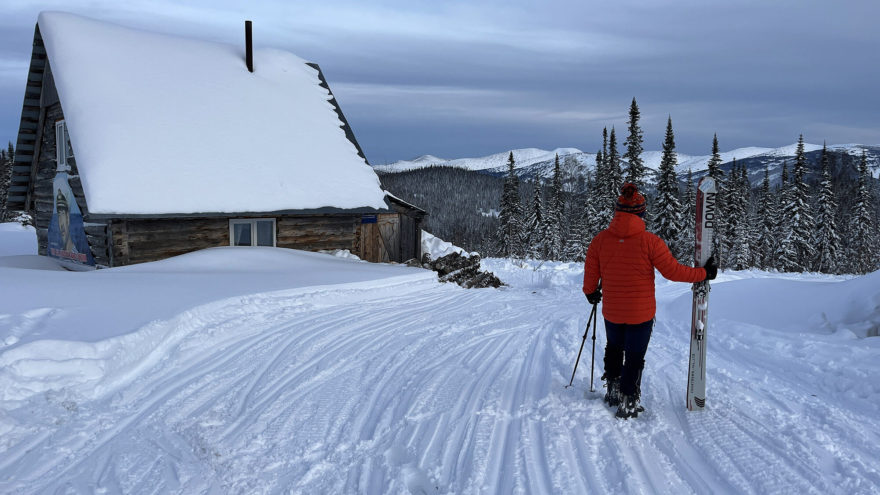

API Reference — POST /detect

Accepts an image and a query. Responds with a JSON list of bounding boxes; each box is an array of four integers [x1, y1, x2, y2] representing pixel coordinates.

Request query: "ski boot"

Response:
[[615, 394, 645, 419], [603, 376, 620, 407]]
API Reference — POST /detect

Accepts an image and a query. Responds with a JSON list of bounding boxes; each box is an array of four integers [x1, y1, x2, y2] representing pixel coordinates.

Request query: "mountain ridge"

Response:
[[374, 143, 880, 186]]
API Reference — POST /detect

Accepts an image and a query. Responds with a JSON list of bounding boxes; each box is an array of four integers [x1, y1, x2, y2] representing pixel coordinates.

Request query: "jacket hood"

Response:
[[607, 211, 646, 238]]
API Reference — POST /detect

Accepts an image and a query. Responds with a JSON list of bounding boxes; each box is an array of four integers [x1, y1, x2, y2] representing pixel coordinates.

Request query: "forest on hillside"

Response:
[[380, 102, 880, 275]]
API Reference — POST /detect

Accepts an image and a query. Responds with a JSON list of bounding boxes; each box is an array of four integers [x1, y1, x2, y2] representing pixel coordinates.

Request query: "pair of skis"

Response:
[[687, 177, 718, 411]]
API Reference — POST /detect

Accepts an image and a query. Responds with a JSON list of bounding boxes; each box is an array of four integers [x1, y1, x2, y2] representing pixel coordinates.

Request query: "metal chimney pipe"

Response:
[[245, 20, 253, 72]]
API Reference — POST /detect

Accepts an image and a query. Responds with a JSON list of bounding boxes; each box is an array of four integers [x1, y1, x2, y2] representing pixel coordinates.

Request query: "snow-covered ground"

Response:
[[1, 223, 879, 493]]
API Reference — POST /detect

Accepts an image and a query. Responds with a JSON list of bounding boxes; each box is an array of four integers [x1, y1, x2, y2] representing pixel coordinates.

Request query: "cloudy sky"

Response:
[[1, 1, 878, 164]]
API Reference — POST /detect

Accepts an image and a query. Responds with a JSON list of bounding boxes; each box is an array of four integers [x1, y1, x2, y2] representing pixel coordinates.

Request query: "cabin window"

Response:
[[55, 120, 74, 171], [229, 219, 276, 247]]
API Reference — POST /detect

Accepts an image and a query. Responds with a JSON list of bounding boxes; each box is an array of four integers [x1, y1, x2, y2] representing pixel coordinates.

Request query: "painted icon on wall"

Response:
[[47, 172, 95, 266]]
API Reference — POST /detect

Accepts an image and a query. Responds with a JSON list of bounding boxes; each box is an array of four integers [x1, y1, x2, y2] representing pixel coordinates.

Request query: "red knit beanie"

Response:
[[616, 183, 646, 217]]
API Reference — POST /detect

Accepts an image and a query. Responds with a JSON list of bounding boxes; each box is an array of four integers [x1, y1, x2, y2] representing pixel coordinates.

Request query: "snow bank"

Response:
[[0, 272, 436, 402], [421, 230, 473, 259], [0, 248, 435, 347], [481, 258, 584, 290], [0, 223, 37, 257], [484, 259, 880, 339]]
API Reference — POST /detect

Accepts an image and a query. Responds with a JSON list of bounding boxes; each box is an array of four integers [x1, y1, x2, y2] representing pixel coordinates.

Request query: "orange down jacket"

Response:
[[583, 211, 706, 324]]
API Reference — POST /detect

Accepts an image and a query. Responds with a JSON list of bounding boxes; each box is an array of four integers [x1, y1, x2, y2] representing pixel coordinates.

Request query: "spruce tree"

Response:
[[705, 134, 727, 263], [603, 127, 623, 224], [755, 165, 777, 270], [0, 142, 12, 222], [498, 152, 523, 258], [582, 169, 604, 242], [849, 150, 877, 273], [707, 134, 723, 181], [775, 160, 799, 271], [728, 163, 752, 269], [744, 166, 759, 267], [654, 116, 685, 259], [545, 153, 565, 259], [623, 98, 646, 189], [788, 135, 814, 271], [720, 158, 741, 266], [681, 168, 696, 263], [593, 127, 610, 224], [593, 149, 604, 200], [525, 178, 544, 259], [813, 143, 842, 273], [602, 126, 609, 167]]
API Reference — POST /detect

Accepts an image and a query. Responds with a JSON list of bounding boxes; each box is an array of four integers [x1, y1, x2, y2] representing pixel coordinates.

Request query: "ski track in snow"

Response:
[[1, 278, 879, 493]]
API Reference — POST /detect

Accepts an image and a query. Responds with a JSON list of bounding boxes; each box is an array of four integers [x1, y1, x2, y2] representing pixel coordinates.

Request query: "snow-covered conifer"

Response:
[[849, 150, 877, 273], [813, 143, 842, 273], [545, 153, 565, 259], [707, 134, 723, 181], [787, 135, 814, 271], [498, 152, 523, 258], [654, 116, 685, 259], [681, 168, 695, 262], [775, 160, 799, 271], [755, 165, 777, 269], [623, 98, 646, 189], [728, 163, 752, 269], [524, 178, 544, 259], [601, 127, 623, 226], [705, 134, 727, 263], [0, 142, 13, 222]]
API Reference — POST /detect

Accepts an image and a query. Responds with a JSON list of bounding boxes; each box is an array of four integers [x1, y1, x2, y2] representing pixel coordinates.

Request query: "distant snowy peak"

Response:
[[375, 143, 878, 178], [374, 148, 584, 174]]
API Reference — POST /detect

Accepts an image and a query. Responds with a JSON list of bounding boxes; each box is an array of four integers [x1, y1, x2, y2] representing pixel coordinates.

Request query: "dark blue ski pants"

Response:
[[603, 319, 654, 397]]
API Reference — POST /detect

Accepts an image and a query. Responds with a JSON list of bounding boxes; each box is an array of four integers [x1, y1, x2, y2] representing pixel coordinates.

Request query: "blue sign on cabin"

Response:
[[48, 172, 95, 267], [361, 215, 377, 224]]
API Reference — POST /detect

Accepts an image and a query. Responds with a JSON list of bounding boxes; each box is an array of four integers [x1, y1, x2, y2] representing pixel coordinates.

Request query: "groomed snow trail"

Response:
[[2, 273, 879, 493]]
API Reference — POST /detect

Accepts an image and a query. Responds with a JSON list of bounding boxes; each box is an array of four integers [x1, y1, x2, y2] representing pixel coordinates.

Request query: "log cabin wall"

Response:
[[385, 197, 425, 262], [277, 215, 359, 253], [398, 213, 419, 261], [30, 61, 107, 265], [108, 214, 364, 266]]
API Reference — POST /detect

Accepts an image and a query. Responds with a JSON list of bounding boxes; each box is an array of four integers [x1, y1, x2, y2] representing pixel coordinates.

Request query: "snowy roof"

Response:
[[37, 11, 387, 215]]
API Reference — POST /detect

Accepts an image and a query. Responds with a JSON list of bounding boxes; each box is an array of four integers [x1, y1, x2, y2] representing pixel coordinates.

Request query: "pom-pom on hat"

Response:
[[616, 183, 646, 217]]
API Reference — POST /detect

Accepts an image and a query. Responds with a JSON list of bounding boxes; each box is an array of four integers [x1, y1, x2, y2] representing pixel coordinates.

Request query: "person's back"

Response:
[[582, 183, 716, 418]]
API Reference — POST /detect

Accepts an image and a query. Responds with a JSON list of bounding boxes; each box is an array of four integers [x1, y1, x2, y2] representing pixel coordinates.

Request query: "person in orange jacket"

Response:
[[583, 183, 717, 419]]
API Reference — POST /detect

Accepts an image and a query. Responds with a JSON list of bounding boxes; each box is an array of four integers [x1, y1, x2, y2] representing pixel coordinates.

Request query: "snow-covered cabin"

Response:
[[6, 11, 424, 268]]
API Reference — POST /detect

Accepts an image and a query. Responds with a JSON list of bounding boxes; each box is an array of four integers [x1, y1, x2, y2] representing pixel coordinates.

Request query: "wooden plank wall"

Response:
[[398, 214, 418, 262], [110, 217, 229, 266], [277, 216, 359, 252], [109, 215, 361, 267], [377, 214, 400, 263]]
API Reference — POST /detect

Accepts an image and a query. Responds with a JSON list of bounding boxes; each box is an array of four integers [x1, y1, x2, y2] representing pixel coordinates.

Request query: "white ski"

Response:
[[687, 176, 717, 411]]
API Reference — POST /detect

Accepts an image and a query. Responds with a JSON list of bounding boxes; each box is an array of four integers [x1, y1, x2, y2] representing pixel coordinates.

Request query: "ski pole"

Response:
[[588, 302, 599, 393], [565, 302, 597, 389]]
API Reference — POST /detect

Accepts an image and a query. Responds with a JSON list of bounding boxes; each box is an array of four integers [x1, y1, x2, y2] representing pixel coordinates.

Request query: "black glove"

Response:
[[586, 288, 602, 305], [704, 256, 718, 281]]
